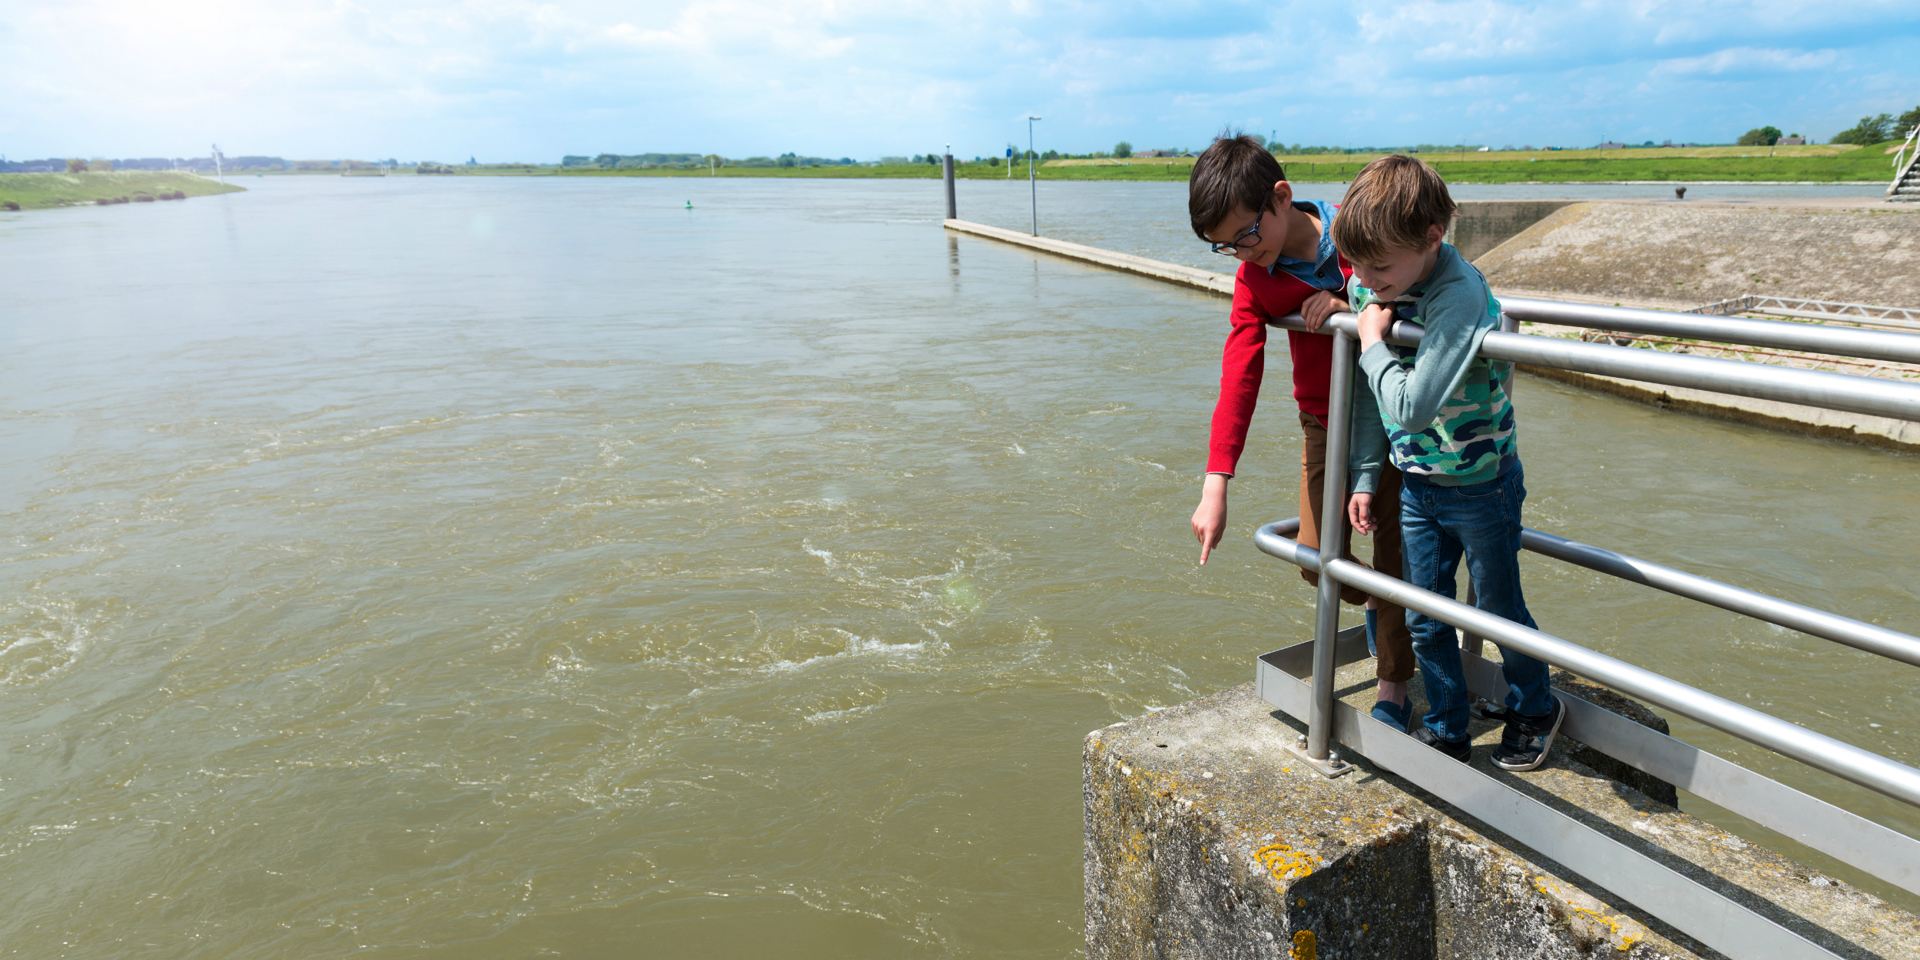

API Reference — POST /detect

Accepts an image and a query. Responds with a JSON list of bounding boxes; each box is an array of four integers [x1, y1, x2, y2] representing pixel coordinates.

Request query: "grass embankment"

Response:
[[0, 171, 245, 210], [549, 141, 1905, 183]]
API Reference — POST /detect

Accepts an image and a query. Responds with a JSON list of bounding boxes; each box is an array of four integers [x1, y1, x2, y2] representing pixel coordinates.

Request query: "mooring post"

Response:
[[943, 146, 957, 221]]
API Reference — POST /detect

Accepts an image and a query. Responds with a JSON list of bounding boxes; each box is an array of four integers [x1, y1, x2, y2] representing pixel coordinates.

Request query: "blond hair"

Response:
[[1329, 155, 1457, 263]]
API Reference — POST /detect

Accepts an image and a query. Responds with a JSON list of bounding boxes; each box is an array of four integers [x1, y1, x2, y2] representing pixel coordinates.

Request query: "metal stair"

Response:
[[1890, 124, 1920, 202]]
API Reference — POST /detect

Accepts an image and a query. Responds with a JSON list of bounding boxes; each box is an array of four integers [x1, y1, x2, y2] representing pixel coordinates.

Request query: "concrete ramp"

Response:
[[1446, 200, 1578, 261], [1475, 201, 1920, 307]]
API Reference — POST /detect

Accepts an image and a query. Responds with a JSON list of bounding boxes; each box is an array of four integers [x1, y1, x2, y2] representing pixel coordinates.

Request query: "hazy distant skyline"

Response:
[[3, 0, 1917, 162]]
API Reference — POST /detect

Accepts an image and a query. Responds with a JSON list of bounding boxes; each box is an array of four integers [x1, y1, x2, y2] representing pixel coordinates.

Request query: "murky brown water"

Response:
[[1, 176, 1913, 958]]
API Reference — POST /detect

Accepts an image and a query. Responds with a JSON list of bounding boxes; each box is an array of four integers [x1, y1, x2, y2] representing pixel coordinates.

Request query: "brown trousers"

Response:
[[1296, 410, 1413, 683]]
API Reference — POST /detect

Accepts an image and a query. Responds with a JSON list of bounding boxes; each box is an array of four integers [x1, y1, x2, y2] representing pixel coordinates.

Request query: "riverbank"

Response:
[[0, 171, 245, 210], [422, 145, 1905, 184], [532, 162, 1891, 184]]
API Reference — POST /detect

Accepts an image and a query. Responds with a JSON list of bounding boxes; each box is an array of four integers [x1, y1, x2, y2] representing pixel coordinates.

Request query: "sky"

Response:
[[2, 0, 1917, 163]]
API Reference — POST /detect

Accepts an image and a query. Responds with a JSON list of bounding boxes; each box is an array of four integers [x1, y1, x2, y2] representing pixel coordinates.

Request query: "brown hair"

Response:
[[1188, 132, 1286, 240], [1329, 155, 1457, 263]]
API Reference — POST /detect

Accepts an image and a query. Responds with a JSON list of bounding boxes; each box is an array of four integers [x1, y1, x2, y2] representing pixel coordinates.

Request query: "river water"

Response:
[[0, 175, 1913, 958]]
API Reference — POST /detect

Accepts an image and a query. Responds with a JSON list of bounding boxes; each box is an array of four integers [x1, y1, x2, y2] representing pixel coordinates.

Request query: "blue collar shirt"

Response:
[[1267, 199, 1344, 292]]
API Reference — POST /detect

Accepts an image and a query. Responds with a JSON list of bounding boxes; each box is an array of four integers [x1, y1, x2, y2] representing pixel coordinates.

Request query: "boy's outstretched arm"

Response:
[[1192, 473, 1230, 564]]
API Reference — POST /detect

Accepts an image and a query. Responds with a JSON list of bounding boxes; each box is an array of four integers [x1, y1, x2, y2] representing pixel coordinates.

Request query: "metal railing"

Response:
[[1689, 294, 1920, 329], [1249, 303, 1920, 959], [1890, 124, 1920, 200]]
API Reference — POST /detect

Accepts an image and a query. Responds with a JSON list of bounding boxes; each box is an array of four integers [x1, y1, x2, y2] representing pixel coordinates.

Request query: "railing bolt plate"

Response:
[[1288, 734, 1354, 778]]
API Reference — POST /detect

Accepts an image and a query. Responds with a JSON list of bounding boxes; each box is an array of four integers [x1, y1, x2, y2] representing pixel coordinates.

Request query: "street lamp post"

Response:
[[1027, 116, 1042, 236]]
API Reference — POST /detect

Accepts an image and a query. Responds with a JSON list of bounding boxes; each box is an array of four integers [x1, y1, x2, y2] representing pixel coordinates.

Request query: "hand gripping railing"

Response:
[[1250, 303, 1920, 959]]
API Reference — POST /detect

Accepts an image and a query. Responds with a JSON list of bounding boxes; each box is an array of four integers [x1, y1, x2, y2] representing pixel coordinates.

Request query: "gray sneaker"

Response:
[[1491, 696, 1565, 772]]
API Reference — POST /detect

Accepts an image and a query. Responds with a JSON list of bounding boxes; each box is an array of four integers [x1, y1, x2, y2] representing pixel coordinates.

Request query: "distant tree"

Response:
[[777, 152, 797, 168], [88, 159, 114, 172], [1736, 126, 1782, 146], [66, 158, 87, 173], [927, 152, 940, 164], [1113, 141, 1133, 158], [1831, 113, 1894, 145], [1899, 106, 1920, 137]]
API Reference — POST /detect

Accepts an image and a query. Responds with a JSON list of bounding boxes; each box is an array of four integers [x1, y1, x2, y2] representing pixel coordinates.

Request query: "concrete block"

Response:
[[1085, 682, 1920, 959]]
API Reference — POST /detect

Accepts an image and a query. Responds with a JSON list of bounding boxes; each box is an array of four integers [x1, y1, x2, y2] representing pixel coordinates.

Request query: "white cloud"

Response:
[[0, 0, 1915, 159], [1649, 46, 1840, 77]]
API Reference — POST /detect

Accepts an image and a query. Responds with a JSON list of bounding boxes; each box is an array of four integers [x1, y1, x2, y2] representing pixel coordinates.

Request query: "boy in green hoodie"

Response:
[[1333, 156, 1564, 771]]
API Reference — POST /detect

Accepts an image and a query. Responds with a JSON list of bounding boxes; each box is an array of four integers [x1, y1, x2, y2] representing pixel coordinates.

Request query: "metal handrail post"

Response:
[[1298, 331, 1357, 776]]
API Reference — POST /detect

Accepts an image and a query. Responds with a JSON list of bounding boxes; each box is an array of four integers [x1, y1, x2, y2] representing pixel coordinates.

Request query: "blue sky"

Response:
[[3, 0, 1917, 162]]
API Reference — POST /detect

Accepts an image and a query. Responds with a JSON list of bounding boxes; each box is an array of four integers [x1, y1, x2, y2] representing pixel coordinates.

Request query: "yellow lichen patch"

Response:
[[1529, 877, 1643, 950], [1290, 929, 1317, 960], [1255, 843, 1320, 882]]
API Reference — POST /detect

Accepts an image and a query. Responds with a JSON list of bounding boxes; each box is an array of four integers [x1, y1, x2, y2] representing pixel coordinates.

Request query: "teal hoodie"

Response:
[[1347, 243, 1516, 495]]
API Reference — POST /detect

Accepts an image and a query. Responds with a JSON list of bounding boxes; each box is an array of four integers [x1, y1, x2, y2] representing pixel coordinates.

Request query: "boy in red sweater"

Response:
[[1187, 134, 1414, 728]]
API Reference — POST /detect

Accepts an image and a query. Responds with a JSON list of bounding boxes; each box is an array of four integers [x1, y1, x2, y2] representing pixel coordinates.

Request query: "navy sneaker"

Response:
[[1371, 697, 1411, 732], [1411, 726, 1470, 762], [1492, 696, 1566, 772]]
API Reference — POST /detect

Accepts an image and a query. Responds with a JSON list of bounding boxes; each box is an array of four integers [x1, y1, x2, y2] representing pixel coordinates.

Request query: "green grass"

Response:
[[0, 171, 246, 211], [537, 144, 1907, 184], [1289, 154, 1897, 183]]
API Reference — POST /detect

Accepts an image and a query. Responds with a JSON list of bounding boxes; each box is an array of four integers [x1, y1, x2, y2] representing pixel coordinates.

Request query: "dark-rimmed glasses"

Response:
[[1208, 212, 1263, 256]]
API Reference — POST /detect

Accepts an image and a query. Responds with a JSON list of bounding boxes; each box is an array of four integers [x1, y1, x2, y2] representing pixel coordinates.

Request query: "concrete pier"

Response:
[[1085, 669, 1920, 959]]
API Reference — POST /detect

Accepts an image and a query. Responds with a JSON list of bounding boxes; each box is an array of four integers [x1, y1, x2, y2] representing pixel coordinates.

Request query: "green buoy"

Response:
[[685, 200, 693, 209]]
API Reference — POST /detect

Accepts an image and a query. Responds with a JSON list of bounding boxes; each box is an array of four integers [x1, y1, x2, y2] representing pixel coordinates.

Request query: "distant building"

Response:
[[1594, 142, 1627, 150], [1137, 149, 1174, 158], [1777, 136, 1806, 146]]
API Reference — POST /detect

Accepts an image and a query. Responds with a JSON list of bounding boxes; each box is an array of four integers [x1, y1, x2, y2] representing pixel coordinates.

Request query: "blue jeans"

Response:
[[1399, 457, 1552, 742]]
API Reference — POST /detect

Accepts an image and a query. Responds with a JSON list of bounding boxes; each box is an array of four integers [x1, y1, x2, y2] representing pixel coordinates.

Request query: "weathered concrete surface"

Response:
[[944, 218, 1235, 297], [1086, 677, 1920, 959], [1446, 200, 1577, 262], [1476, 201, 1920, 307]]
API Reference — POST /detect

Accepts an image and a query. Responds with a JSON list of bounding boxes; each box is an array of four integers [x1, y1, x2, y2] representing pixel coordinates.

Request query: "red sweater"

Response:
[[1206, 255, 1353, 475]]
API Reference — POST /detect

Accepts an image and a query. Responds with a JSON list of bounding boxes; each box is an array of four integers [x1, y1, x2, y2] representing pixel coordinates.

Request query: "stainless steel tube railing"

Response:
[[1273, 311, 1920, 422], [1519, 528, 1920, 668], [1502, 296, 1920, 365], [1320, 551, 1920, 808], [1257, 518, 1920, 668], [1260, 300, 1920, 811]]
